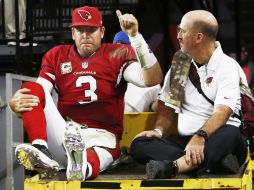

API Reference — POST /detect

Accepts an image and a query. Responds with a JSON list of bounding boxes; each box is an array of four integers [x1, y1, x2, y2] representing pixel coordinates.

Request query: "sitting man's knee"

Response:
[[21, 82, 46, 107], [130, 136, 147, 154], [130, 136, 151, 164]]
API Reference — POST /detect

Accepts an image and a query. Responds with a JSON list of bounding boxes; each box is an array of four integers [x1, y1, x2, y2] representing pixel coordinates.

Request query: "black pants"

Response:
[[130, 125, 247, 174]]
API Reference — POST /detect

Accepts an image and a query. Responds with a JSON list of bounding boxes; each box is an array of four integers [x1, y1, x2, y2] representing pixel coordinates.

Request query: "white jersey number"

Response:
[[76, 76, 98, 104]]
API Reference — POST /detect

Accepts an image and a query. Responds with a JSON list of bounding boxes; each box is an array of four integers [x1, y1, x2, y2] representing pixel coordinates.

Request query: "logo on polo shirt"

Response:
[[205, 77, 213, 85]]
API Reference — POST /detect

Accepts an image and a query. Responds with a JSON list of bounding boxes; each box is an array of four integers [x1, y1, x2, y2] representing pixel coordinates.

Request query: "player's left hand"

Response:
[[116, 10, 138, 37]]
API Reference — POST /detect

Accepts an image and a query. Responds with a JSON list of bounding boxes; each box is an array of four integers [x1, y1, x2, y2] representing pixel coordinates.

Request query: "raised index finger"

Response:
[[116, 10, 122, 19]]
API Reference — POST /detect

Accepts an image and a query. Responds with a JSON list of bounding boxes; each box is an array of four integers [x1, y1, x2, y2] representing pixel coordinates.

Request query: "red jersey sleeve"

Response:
[[105, 43, 137, 78], [39, 45, 71, 85]]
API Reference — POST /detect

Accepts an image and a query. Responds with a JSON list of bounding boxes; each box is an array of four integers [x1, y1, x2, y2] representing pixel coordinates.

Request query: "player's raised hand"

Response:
[[116, 10, 138, 37]]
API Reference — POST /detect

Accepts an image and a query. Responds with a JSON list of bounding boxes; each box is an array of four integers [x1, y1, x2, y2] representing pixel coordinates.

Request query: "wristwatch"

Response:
[[194, 129, 208, 141]]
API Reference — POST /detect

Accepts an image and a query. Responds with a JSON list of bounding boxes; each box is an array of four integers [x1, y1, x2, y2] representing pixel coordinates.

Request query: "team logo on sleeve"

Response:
[[82, 62, 88, 69], [60, 62, 72, 74]]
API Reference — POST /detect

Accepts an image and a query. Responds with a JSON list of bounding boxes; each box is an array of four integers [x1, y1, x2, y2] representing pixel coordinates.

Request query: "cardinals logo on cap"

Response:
[[78, 10, 92, 21]]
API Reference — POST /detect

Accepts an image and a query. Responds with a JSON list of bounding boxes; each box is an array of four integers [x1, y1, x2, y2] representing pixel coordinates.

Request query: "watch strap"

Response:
[[194, 129, 208, 141]]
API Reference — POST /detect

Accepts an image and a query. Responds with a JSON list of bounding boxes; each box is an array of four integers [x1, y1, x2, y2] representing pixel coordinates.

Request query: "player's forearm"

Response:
[[129, 33, 163, 86], [142, 63, 163, 86]]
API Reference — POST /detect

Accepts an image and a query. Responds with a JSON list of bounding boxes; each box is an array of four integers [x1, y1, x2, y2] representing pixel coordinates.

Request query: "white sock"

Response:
[[31, 139, 48, 148]]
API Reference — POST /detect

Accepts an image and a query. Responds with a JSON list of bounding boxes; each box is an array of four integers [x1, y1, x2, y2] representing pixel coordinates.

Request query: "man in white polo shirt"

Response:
[[130, 10, 247, 179]]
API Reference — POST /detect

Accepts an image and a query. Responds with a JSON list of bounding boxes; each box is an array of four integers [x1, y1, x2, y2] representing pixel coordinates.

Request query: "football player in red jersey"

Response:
[[9, 6, 163, 180]]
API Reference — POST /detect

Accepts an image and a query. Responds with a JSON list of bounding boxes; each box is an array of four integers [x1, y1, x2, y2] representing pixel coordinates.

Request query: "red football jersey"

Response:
[[39, 43, 137, 137]]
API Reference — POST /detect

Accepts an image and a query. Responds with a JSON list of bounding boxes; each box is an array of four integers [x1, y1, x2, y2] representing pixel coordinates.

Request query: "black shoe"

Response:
[[33, 144, 53, 159], [15, 143, 59, 177], [146, 160, 178, 179], [220, 154, 240, 174]]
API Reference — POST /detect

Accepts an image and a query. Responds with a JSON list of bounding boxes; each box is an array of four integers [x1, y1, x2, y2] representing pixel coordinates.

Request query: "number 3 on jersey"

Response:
[[76, 76, 98, 104]]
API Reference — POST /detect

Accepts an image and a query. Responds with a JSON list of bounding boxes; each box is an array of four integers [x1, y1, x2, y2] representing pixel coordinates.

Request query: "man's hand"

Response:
[[9, 88, 39, 115], [184, 135, 205, 166], [134, 130, 162, 139], [116, 10, 138, 37]]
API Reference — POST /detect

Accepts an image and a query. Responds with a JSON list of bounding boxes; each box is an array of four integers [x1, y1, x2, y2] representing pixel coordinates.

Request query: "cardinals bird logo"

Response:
[[205, 77, 213, 84], [78, 10, 92, 21]]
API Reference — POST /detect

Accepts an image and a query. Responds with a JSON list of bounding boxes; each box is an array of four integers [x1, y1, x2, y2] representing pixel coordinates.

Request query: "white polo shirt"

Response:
[[160, 42, 243, 136], [125, 83, 161, 112]]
